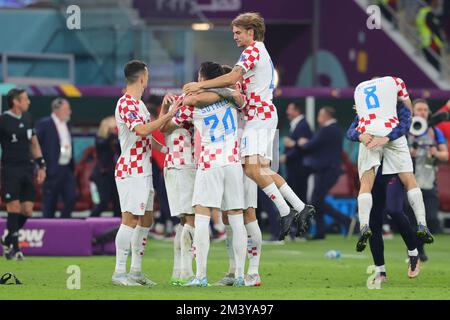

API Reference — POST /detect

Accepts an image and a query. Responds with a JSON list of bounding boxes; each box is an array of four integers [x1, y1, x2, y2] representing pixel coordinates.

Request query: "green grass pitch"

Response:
[[1, 234, 450, 300]]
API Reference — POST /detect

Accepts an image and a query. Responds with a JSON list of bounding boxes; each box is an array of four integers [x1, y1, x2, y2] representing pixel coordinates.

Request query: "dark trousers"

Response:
[[311, 167, 351, 238], [153, 165, 176, 229], [423, 48, 441, 71], [90, 170, 121, 217], [42, 165, 76, 218], [256, 188, 280, 240], [286, 164, 310, 203], [370, 175, 417, 267]]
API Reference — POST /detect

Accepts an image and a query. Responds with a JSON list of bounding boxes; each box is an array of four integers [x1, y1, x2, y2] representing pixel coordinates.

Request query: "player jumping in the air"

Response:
[[353, 76, 434, 252], [183, 12, 315, 241]]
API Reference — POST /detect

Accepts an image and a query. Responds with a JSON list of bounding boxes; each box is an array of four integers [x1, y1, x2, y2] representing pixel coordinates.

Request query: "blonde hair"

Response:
[[231, 12, 265, 42], [97, 116, 116, 139]]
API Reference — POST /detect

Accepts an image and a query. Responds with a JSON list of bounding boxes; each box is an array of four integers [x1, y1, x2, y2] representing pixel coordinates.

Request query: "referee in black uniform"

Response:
[[0, 88, 46, 260]]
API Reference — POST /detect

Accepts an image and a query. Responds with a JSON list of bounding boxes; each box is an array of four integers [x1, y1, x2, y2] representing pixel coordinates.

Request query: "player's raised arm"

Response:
[[205, 87, 246, 109], [183, 66, 245, 94], [134, 104, 180, 137], [160, 98, 185, 134], [183, 91, 222, 108]]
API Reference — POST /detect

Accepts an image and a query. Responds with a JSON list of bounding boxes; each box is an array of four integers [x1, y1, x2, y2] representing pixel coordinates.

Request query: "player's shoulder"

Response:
[[117, 94, 140, 110]]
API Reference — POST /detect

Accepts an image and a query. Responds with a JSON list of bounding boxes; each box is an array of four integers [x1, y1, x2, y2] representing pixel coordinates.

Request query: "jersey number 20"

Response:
[[204, 108, 236, 143], [364, 86, 380, 109]]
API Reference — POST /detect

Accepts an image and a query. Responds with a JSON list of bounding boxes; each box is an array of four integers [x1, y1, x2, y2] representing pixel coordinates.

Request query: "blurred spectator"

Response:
[[90, 116, 121, 217], [298, 107, 352, 240], [281, 102, 312, 204], [416, 0, 445, 71], [443, 0, 450, 41], [35, 98, 76, 218], [407, 99, 448, 235]]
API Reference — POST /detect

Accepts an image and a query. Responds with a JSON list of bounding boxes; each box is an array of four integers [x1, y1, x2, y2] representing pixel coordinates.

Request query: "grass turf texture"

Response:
[[1, 234, 449, 300]]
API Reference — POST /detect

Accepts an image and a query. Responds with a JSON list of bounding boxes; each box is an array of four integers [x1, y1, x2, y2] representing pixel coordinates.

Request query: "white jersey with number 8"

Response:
[[354, 76, 409, 137]]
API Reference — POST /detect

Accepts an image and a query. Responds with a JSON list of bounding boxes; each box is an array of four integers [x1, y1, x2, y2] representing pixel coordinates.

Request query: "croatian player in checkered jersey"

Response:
[[112, 60, 180, 286], [353, 76, 434, 252], [167, 62, 248, 287], [158, 93, 197, 286], [183, 12, 315, 241]]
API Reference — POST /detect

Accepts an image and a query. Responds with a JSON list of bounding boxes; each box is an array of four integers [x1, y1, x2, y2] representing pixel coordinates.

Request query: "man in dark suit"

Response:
[[298, 106, 351, 239], [281, 102, 313, 203], [35, 98, 76, 218]]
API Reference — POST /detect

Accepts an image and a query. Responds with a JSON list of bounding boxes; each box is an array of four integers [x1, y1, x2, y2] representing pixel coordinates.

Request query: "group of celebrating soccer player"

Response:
[[111, 12, 435, 287]]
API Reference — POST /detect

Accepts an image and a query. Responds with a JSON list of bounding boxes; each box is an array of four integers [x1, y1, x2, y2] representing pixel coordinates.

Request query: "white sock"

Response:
[[407, 188, 427, 226], [263, 183, 291, 217], [130, 225, 150, 273], [172, 224, 183, 279], [357, 193, 372, 228], [408, 249, 419, 257], [228, 214, 247, 279], [180, 223, 195, 280], [375, 265, 386, 273], [245, 220, 262, 275], [225, 224, 236, 275], [114, 224, 134, 274], [193, 214, 211, 279], [279, 183, 305, 212]]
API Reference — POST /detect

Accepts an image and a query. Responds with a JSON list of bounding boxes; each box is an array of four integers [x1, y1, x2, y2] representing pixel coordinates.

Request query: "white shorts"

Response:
[[115, 175, 154, 216], [243, 173, 258, 209], [192, 164, 245, 211], [241, 115, 278, 161], [358, 136, 413, 178], [164, 167, 196, 216]]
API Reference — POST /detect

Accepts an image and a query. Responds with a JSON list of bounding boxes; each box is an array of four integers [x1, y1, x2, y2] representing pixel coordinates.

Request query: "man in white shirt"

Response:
[[35, 98, 76, 218]]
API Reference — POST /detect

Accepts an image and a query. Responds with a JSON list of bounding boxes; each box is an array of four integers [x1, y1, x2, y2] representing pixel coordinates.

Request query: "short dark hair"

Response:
[[124, 60, 147, 84], [289, 102, 305, 114], [413, 98, 429, 108], [6, 88, 26, 109], [221, 65, 233, 74], [199, 62, 224, 80], [321, 106, 336, 118]]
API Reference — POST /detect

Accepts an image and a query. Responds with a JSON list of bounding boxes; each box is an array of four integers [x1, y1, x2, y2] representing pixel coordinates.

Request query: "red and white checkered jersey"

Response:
[[235, 41, 277, 122], [173, 99, 240, 170], [114, 94, 152, 178], [164, 94, 195, 169], [354, 76, 409, 137]]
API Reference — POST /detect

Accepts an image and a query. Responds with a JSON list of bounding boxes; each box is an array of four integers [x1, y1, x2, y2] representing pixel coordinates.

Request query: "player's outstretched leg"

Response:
[[214, 221, 236, 286], [227, 212, 247, 287], [400, 173, 434, 244], [183, 212, 210, 287], [244, 216, 262, 287], [179, 219, 195, 285], [170, 223, 183, 285], [128, 212, 156, 286]]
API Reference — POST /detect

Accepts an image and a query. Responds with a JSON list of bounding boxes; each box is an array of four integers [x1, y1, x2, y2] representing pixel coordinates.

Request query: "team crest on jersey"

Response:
[[127, 112, 139, 121]]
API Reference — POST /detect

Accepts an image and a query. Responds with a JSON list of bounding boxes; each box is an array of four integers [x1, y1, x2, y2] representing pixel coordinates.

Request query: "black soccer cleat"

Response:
[[279, 210, 299, 241], [416, 224, 434, 244], [408, 255, 420, 278], [356, 225, 372, 252], [1, 237, 13, 261], [296, 205, 316, 237]]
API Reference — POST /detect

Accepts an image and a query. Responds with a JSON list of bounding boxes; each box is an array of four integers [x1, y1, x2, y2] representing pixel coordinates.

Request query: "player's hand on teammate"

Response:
[[167, 98, 183, 117], [366, 136, 389, 149], [359, 133, 373, 146], [162, 93, 177, 110], [183, 82, 202, 94], [37, 168, 46, 185]]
